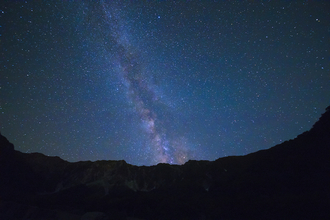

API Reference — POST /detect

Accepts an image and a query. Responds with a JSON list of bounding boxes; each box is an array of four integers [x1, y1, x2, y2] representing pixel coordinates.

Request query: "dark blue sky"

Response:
[[1, 1, 329, 165]]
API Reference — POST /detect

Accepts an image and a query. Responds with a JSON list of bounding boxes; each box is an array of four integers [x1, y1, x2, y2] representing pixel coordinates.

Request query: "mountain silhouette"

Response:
[[1, 106, 329, 220]]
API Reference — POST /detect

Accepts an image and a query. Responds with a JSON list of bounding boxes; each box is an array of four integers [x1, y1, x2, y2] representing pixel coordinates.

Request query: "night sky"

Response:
[[1, 1, 329, 166]]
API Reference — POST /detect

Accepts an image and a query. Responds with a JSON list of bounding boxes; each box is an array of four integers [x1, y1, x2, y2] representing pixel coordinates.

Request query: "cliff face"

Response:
[[1, 106, 330, 220]]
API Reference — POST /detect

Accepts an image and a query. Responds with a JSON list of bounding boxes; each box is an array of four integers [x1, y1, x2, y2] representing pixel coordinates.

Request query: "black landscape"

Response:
[[1, 106, 330, 220]]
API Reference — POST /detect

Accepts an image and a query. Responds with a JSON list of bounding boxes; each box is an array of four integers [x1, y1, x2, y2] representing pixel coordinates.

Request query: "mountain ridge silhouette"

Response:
[[1, 106, 329, 219]]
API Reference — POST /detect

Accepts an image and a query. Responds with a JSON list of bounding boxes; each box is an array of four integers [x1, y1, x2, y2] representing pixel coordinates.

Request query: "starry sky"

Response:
[[1, 1, 329, 166]]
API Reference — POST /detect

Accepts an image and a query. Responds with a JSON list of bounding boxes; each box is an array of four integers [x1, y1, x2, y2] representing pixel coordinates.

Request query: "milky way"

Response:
[[100, 3, 191, 164]]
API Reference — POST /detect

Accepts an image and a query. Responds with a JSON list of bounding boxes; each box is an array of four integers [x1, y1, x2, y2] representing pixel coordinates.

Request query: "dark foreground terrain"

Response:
[[1, 106, 330, 220]]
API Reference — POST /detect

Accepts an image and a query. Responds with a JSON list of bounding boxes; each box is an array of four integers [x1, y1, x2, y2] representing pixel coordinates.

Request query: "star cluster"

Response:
[[1, 1, 329, 165]]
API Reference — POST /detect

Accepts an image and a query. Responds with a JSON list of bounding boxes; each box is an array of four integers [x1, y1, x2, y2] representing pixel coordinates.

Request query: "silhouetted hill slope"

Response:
[[1, 106, 329, 220]]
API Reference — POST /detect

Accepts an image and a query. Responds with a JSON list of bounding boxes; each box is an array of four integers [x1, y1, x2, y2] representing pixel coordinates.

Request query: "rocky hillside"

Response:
[[1, 106, 330, 220]]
